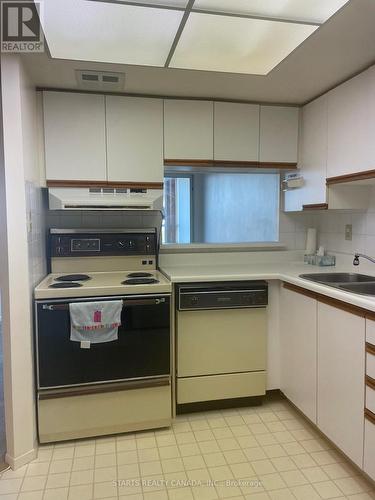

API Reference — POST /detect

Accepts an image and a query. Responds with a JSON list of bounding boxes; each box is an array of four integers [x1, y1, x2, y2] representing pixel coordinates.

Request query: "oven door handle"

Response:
[[38, 376, 170, 400], [41, 297, 166, 311]]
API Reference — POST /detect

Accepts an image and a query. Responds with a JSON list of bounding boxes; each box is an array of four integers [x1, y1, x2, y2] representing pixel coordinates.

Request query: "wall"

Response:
[[279, 211, 314, 252], [284, 186, 375, 258], [0, 55, 43, 469], [315, 207, 375, 257]]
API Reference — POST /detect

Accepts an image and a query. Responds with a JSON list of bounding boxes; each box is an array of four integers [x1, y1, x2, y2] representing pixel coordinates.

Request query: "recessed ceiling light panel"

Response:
[[125, 0, 188, 7], [42, 0, 183, 66], [170, 12, 317, 75], [193, 0, 350, 24]]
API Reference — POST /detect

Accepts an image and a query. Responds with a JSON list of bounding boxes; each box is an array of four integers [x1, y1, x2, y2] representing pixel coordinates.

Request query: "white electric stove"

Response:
[[34, 228, 172, 443]]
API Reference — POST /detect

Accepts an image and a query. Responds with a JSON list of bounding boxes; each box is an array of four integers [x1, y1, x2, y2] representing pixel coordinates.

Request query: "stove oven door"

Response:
[[35, 294, 171, 389]]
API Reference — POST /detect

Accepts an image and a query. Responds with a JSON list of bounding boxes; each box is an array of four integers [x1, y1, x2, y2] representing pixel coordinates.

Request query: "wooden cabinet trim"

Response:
[[326, 169, 375, 186], [165, 159, 297, 169], [164, 159, 214, 167], [302, 203, 329, 211], [282, 282, 318, 300], [46, 180, 164, 190], [317, 294, 366, 318], [258, 162, 297, 169], [366, 342, 375, 356], [365, 408, 375, 425], [282, 281, 375, 318], [365, 311, 375, 322], [366, 375, 375, 391]]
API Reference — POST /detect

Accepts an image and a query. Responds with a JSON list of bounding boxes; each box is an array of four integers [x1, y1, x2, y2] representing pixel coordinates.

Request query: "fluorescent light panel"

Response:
[[193, 0, 350, 24], [42, 0, 350, 75], [170, 13, 318, 75], [42, 0, 183, 66], [112, 0, 188, 7]]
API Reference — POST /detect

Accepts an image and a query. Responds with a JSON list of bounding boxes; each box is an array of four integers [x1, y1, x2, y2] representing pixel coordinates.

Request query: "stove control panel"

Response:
[[50, 231, 157, 257]]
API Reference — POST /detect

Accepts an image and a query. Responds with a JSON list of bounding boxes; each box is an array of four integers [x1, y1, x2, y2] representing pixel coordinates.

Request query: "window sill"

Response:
[[160, 242, 287, 254]]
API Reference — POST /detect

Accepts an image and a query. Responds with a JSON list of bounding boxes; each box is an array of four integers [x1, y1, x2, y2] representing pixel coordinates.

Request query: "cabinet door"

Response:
[[106, 96, 163, 183], [259, 106, 299, 163], [285, 95, 328, 212], [214, 102, 259, 161], [164, 100, 213, 160], [364, 418, 375, 481], [279, 285, 317, 423], [43, 91, 107, 181], [317, 302, 365, 467], [327, 68, 373, 178]]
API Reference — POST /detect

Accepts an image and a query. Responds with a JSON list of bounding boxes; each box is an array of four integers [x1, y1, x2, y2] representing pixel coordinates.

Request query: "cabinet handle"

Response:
[[366, 342, 375, 356], [39, 377, 170, 400], [366, 375, 375, 391], [365, 408, 375, 425]]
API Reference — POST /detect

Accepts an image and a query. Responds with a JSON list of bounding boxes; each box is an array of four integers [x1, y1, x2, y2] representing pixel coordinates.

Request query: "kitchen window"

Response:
[[162, 170, 280, 245]]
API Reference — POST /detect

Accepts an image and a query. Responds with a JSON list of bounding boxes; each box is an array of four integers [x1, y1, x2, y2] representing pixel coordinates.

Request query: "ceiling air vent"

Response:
[[75, 70, 125, 91]]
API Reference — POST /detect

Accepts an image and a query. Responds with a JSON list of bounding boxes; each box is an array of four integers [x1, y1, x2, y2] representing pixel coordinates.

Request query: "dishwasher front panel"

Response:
[[177, 307, 267, 377]]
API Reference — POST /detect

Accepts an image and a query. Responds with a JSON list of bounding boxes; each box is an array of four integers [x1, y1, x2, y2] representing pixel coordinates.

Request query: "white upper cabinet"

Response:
[[259, 106, 299, 163], [106, 96, 163, 183], [327, 68, 374, 178], [280, 285, 317, 423], [43, 92, 107, 181], [298, 95, 328, 206], [317, 302, 365, 467], [164, 100, 213, 160], [284, 95, 328, 211], [213, 102, 259, 161]]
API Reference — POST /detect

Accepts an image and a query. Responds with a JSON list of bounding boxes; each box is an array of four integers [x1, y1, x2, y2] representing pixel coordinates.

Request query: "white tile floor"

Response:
[[0, 396, 374, 500]]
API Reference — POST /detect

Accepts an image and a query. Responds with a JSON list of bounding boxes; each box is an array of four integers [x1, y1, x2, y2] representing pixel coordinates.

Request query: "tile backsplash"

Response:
[[25, 181, 47, 287], [43, 202, 375, 258], [286, 209, 375, 257]]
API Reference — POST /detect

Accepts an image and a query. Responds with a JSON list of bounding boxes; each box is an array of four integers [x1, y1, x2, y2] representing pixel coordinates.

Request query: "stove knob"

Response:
[[56, 246, 63, 255], [117, 240, 125, 248]]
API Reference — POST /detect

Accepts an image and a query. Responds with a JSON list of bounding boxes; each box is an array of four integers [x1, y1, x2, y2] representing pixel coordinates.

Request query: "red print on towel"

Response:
[[93, 310, 102, 323]]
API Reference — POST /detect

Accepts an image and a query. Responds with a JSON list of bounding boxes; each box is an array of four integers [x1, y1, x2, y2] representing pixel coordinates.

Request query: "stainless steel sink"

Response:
[[299, 273, 375, 284], [298, 272, 375, 296], [337, 283, 375, 295]]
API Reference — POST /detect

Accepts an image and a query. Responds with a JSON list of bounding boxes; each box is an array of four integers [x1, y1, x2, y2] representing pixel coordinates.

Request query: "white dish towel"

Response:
[[69, 300, 122, 347]]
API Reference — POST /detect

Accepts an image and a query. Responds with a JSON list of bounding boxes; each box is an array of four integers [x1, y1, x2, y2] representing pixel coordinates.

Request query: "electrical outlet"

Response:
[[345, 224, 352, 241]]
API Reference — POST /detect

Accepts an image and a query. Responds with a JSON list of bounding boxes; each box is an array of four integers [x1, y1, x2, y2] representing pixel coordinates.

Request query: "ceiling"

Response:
[[23, 0, 375, 104]]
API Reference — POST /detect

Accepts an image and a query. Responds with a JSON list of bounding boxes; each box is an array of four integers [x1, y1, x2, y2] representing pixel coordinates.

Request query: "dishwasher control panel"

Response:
[[177, 281, 268, 310]]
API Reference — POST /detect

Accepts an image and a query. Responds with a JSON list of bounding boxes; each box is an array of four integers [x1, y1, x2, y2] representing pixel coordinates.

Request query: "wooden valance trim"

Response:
[[164, 159, 297, 169], [303, 203, 328, 211], [326, 169, 375, 186]]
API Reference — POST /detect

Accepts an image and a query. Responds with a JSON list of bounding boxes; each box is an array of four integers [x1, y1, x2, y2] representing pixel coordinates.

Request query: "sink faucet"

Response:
[[353, 253, 375, 266]]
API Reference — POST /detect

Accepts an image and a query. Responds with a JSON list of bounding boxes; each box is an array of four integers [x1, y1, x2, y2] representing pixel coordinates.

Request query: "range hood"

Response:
[[48, 187, 163, 211]]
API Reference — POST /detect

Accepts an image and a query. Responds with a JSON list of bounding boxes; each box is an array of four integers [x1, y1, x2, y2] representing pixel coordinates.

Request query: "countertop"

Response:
[[160, 261, 375, 313]]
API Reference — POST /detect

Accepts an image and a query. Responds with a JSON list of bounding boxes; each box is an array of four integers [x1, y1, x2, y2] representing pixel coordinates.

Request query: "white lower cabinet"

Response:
[[279, 284, 317, 423], [317, 302, 365, 467], [364, 418, 375, 480]]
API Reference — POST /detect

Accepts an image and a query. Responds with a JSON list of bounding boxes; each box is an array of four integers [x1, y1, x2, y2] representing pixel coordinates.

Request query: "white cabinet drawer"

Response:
[[366, 319, 375, 345], [364, 416, 375, 481], [177, 372, 266, 404], [366, 384, 375, 414], [367, 346, 375, 379]]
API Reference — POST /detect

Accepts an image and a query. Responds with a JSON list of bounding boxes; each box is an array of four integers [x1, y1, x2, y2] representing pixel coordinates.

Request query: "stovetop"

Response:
[[34, 270, 171, 299]]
